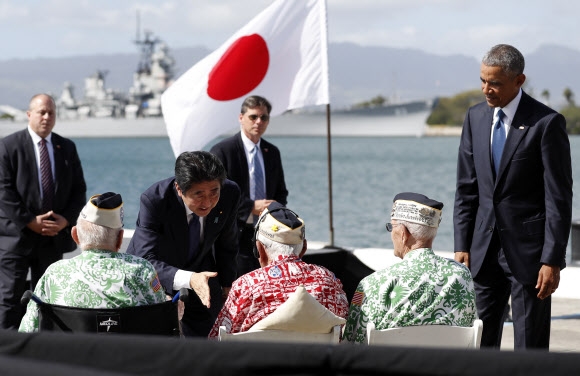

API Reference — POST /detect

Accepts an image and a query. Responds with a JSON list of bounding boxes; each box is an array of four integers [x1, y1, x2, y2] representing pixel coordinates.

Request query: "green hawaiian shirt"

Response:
[[343, 248, 477, 344], [18, 249, 166, 333]]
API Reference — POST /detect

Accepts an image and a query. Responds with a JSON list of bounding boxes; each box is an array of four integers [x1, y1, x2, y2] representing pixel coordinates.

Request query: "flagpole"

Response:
[[326, 103, 334, 246]]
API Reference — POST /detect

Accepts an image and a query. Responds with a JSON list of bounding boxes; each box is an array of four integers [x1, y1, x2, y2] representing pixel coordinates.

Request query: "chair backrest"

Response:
[[366, 320, 483, 349], [38, 301, 180, 336], [218, 325, 341, 344]]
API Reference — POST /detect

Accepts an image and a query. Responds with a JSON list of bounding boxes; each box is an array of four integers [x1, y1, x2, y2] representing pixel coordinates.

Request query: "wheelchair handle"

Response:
[[21, 290, 45, 306], [172, 288, 190, 303]]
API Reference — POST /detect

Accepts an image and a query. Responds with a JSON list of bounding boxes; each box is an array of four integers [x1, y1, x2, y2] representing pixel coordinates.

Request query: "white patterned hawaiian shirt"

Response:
[[19, 249, 166, 333], [343, 248, 477, 344]]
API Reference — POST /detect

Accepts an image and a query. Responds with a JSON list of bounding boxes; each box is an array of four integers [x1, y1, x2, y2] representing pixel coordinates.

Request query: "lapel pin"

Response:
[[519, 126, 524, 130]]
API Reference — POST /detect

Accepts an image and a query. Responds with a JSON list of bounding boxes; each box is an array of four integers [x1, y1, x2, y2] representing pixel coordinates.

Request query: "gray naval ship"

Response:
[[56, 30, 175, 120]]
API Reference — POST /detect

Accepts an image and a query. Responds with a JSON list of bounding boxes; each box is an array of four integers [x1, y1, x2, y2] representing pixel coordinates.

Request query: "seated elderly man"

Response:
[[19, 192, 166, 332], [343, 192, 477, 344], [208, 202, 349, 338]]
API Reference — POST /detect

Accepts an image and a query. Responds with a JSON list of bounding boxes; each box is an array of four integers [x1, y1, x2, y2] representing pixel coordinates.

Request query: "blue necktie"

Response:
[[251, 146, 265, 224], [188, 213, 200, 261], [252, 146, 265, 200], [492, 109, 506, 176]]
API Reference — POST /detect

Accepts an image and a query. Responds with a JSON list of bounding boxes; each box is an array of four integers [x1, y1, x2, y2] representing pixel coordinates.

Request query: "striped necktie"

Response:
[[492, 109, 506, 176], [39, 138, 54, 212]]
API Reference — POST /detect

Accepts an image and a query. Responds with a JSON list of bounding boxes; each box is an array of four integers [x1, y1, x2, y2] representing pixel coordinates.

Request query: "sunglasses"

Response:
[[385, 223, 402, 232], [248, 114, 270, 122]]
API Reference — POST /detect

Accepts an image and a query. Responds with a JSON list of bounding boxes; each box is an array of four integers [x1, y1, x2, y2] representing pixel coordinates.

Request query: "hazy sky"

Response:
[[1, 0, 578, 61]]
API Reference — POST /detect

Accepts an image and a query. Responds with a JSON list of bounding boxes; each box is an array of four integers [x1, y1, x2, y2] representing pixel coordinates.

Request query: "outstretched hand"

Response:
[[189, 271, 218, 308]]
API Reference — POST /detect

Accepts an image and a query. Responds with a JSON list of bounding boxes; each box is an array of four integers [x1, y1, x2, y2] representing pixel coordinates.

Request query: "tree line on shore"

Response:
[[426, 87, 580, 134]]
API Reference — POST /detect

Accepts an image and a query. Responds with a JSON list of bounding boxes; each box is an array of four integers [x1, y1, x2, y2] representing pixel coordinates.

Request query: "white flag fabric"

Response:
[[162, 0, 329, 156]]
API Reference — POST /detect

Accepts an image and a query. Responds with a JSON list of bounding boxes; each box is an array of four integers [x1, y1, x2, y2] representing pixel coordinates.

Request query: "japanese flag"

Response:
[[161, 0, 330, 156]]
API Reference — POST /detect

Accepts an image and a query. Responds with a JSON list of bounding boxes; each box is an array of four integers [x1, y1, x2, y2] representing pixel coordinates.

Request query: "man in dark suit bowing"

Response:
[[210, 95, 288, 277], [453, 44, 573, 350], [127, 151, 240, 337], [0, 93, 87, 329]]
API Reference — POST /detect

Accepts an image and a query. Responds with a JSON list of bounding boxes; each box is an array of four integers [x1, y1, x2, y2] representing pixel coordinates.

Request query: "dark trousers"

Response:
[[179, 253, 228, 338], [236, 224, 260, 278], [180, 268, 225, 338], [0, 238, 61, 329], [474, 231, 551, 350]]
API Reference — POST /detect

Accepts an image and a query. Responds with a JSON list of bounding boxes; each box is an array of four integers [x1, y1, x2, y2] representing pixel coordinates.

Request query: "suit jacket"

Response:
[[453, 91, 573, 285], [126, 177, 240, 293], [210, 132, 288, 224], [0, 129, 87, 255]]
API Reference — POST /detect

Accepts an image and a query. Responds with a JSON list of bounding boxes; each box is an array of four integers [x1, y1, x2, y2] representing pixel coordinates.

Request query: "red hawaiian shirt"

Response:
[[209, 254, 349, 338]]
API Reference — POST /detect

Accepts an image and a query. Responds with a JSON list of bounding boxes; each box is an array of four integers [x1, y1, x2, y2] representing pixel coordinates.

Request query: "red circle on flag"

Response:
[[207, 34, 270, 101]]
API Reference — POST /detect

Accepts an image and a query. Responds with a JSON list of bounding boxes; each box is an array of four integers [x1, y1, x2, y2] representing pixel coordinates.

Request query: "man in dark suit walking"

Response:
[[127, 151, 240, 337], [0, 93, 87, 329], [210, 95, 288, 277], [453, 44, 573, 350]]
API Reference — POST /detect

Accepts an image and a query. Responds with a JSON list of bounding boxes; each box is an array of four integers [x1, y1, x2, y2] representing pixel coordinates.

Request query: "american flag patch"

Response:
[[351, 290, 365, 306], [151, 275, 162, 292]]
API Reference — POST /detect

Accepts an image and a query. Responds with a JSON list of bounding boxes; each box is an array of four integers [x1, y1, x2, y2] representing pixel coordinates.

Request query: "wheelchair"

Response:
[[21, 288, 189, 337]]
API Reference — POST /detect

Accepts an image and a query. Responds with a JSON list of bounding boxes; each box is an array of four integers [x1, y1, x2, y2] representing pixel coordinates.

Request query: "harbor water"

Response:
[[72, 131, 580, 256]]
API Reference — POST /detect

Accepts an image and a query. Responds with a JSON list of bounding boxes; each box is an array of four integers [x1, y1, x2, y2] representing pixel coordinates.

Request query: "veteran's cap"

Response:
[[391, 192, 443, 228], [257, 202, 305, 245], [79, 192, 124, 229]]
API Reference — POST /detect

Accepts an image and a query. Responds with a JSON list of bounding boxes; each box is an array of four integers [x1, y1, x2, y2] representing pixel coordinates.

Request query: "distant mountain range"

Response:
[[1, 42, 579, 111]]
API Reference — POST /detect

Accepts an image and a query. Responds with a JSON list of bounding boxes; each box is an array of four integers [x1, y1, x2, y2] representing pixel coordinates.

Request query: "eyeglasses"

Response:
[[248, 114, 270, 122], [385, 223, 401, 232]]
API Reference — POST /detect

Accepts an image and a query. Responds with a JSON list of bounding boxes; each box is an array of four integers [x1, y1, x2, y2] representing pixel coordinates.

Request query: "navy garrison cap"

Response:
[[80, 192, 124, 229], [257, 202, 305, 244]]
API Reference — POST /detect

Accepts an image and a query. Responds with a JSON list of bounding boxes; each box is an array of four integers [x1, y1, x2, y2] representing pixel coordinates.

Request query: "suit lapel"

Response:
[[260, 140, 272, 196], [235, 133, 250, 191], [171, 185, 190, 265], [193, 204, 223, 269], [497, 123, 527, 182], [22, 130, 43, 211], [475, 107, 495, 184], [51, 134, 65, 197], [495, 95, 531, 184]]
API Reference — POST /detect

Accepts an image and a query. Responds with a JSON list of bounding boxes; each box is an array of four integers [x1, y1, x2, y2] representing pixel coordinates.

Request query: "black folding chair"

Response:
[[21, 289, 189, 337]]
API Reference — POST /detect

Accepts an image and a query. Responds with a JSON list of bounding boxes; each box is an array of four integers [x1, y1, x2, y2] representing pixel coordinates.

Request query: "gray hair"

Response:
[[482, 44, 525, 77], [257, 233, 302, 258], [76, 218, 121, 251], [398, 220, 438, 243]]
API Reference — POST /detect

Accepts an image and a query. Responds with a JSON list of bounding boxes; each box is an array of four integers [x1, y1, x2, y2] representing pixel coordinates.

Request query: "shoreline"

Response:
[[0, 117, 462, 139], [423, 125, 462, 136]]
